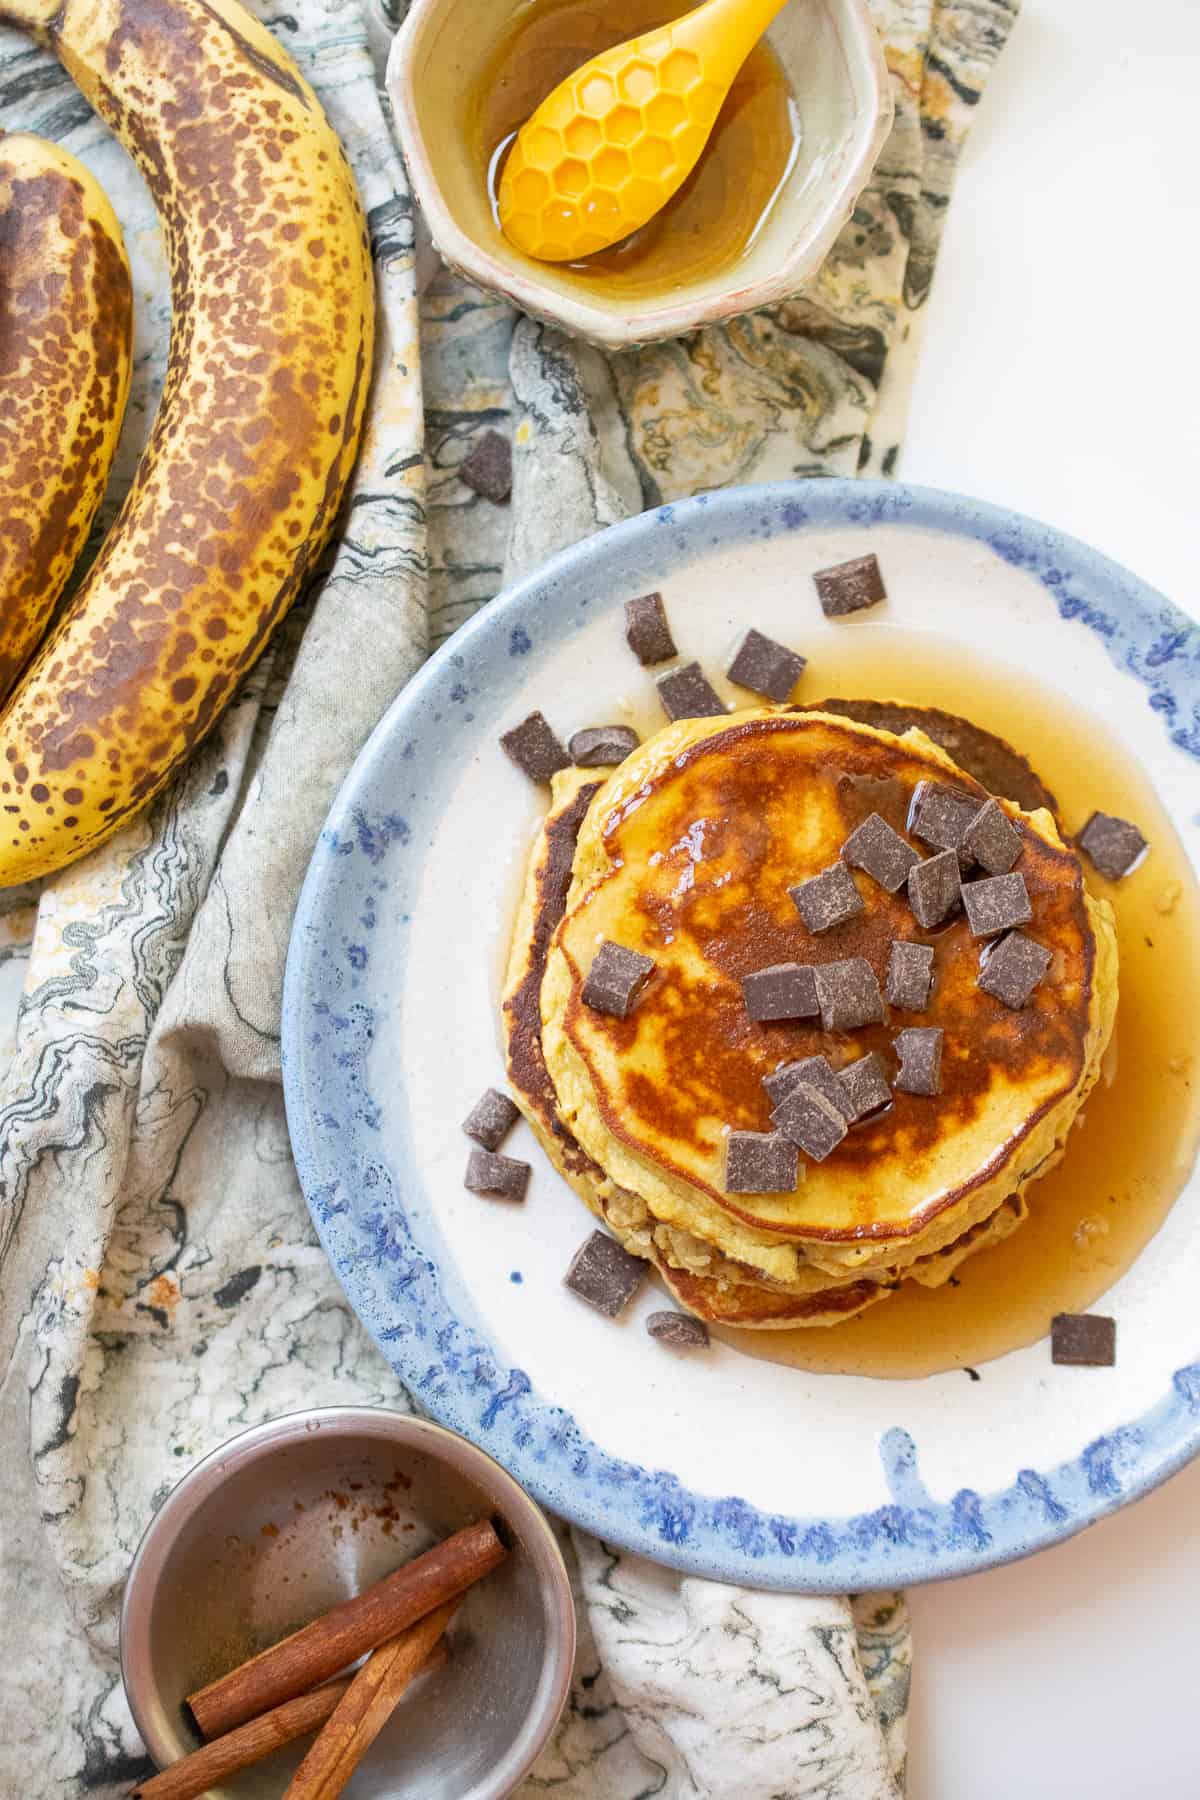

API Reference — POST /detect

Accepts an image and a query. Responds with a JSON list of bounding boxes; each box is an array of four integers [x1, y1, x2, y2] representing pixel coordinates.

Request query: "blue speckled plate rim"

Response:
[[283, 479, 1200, 1590]]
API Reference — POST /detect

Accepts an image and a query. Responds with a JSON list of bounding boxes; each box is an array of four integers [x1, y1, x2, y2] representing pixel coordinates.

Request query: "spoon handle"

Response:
[[670, 0, 792, 68]]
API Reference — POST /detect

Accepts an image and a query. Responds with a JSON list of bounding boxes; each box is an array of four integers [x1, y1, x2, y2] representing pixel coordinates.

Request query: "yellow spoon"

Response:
[[497, 0, 791, 263]]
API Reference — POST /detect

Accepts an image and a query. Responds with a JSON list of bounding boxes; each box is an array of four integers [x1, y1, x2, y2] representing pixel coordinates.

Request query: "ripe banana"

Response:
[[0, 131, 132, 706], [0, 0, 375, 883]]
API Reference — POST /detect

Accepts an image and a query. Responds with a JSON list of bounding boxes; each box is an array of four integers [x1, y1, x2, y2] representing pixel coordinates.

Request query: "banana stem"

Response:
[[673, 0, 791, 67]]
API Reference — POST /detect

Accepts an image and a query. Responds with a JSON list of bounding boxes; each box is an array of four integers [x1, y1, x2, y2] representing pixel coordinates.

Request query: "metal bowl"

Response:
[[120, 1407, 576, 1799]]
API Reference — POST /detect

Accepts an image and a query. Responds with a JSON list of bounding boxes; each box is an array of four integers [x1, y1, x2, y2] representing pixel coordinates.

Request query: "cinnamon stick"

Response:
[[130, 1681, 352, 1800], [187, 1517, 505, 1739], [284, 1603, 457, 1799]]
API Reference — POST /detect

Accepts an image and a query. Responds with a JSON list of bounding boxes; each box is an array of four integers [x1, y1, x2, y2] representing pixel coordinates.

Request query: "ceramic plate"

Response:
[[283, 481, 1200, 1589]]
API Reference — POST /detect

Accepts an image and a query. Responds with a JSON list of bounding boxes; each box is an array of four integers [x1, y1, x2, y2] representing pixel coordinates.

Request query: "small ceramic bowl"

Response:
[[120, 1407, 576, 1800], [387, 0, 894, 349]]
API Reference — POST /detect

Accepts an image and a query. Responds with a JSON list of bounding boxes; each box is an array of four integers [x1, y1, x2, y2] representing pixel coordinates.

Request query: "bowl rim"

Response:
[[119, 1404, 577, 1800], [385, 0, 895, 349]]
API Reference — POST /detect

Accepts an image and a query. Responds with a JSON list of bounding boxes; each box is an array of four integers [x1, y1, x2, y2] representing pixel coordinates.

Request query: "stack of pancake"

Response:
[[503, 706, 1118, 1328]]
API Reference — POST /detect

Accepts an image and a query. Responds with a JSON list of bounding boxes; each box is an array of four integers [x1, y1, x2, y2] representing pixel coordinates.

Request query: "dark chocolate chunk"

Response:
[[893, 1027, 943, 1096], [646, 1310, 710, 1348], [908, 780, 978, 867], [624, 591, 677, 665], [464, 1150, 530, 1200], [886, 940, 934, 1011], [767, 1053, 854, 1121], [978, 930, 1052, 1009], [742, 962, 819, 1023], [762, 1061, 805, 1107], [656, 661, 727, 722], [500, 711, 571, 784], [838, 1052, 892, 1122], [813, 553, 887, 617], [771, 1083, 847, 1162], [1051, 1312, 1116, 1367], [814, 957, 884, 1032], [568, 725, 640, 767], [726, 628, 806, 702], [725, 1129, 800, 1193], [790, 861, 864, 933], [842, 812, 920, 894], [962, 871, 1032, 939], [581, 941, 655, 1017], [458, 429, 512, 503], [462, 1087, 520, 1151], [1078, 811, 1148, 881], [964, 797, 1022, 875], [907, 849, 961, 930], [564, 1231, 646, 1317]]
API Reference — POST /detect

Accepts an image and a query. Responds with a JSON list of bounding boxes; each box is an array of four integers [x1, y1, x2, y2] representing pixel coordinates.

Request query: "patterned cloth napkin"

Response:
[[0, 0, 1016, 1792]]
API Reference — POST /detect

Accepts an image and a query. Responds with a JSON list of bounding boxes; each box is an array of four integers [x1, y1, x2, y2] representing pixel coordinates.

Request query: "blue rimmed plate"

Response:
[[282, 480, 1200, 1589]]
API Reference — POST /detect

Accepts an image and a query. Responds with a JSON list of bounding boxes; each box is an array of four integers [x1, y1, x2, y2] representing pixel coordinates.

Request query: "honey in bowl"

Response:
[[474, 0, 800, 297]]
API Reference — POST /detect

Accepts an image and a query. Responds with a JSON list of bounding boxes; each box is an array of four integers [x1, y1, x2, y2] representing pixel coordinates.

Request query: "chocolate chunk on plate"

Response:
[[462, 1087, 520, 1151], [791, 860, 864, 933], [569, 724, 640, 767], [1051, 1312, 1116, 1367], [464, 1149, 530, 1200], [647, 1310, 710, 1348], [656, 661, 727, 722], [726, 628, 806, 702], [1078, 811, 1148, 881], [908, 780, 978, 867], [458, 429, 512, 503], [978, 929, 1052, 1009], [742, 961, 819, 1022], [842, 811, 920, 894], [767, 1053, 853, 1121], [962, 871, 1032, 939], [907, 849, 961, 930], [813, 553, 887, 617], [582, 941, 655, 1017], [726, 1129, 799, 1193], [814, 957, 884, 1032], [625, 591, 677, 665], [964, 797, 1022, 875], [886, 940, 934, 1011], [500, 711, 571, 784], [838, 1052, 891, 1122], [893, 1027, 943, 1096], [564, 1231, 646, 1317], [771, 1083, 847, 1162]]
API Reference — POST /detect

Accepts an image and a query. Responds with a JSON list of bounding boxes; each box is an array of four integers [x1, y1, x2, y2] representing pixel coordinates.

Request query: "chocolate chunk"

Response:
[[458, 429, 512, 503], [771, 1083, 847, 1162], [581, 941, 655, 1017], [842, 812, 920, 894], [1051, 1312, 1116, 1367], [624, 591, 677, 665], [964, 798, 1022, 875], [726, 628, 806, 702], [813, 553, 886, 617], [742, 962, 819, 1023], [656, 661, 726, 722], [978, 930, 1052, 1009], [962, 871, 1032, 939], [814, 957, 884, 1032], [462, 1087, 520, 1151], [647, 1310, 710, 1348], [790, 861, 864, 933], [907, 849, 961, 929], [908, 780, 978, 867], [1078, 811, 1148, 881], [893, 1027, 943, 1096], [767, 1053, 854, 1121], [839, 1052, 892, 1122], [464, 1150, 530, 1200], [886, 940, 934, 1011], [725, 1129, 800, 1193], [568, 725, 640, 767], [500, 711, 571, 784], [564, 1231, 646, 1317]]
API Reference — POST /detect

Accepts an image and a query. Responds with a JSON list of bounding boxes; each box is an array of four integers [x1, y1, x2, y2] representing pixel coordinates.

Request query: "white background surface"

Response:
[[900, 2, 1200, 1794]]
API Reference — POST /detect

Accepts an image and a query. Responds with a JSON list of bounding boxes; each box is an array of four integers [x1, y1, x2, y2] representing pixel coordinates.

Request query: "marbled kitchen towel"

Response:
[[0, 0, 1015, 1793]]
